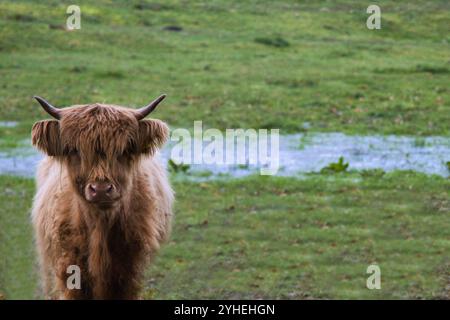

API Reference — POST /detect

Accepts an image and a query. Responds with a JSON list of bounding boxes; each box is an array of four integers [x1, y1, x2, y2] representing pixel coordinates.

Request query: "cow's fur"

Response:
[[31, 103, 173, 299]]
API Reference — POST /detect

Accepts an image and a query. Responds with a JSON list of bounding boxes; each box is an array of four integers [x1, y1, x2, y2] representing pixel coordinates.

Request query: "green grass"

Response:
[[0, 0, 449, 300], [1, 171, 449, 299], [0, 176, 37, 299], [0, 0, 449, 147]]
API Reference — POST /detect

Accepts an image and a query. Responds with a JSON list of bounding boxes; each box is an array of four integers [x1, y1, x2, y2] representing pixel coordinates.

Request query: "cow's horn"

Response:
[[135, 94, 166, 120], [34, 96, 62, 120]]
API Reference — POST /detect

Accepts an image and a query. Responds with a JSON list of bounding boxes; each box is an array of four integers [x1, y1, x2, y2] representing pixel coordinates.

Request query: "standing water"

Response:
[[0, 133, 449, 178]]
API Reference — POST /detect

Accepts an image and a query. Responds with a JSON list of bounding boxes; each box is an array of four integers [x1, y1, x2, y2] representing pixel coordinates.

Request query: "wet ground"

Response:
[[0, 121, 18, 128], [1, 133, 449, 178]]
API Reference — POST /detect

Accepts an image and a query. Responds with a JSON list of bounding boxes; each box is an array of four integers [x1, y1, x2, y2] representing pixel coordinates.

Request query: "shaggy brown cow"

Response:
[[31, 95, 173, 299]]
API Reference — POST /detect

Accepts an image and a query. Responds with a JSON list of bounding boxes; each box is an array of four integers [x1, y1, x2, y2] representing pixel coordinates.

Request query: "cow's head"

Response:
[[32, 95, 169, 209]]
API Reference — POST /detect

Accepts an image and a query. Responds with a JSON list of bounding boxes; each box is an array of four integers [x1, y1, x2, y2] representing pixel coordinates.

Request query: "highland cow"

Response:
[[31, 95, 174, 299]]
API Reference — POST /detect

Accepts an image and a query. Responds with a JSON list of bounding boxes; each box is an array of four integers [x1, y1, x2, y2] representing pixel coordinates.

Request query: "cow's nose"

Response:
[[85, 182, 115, 202]]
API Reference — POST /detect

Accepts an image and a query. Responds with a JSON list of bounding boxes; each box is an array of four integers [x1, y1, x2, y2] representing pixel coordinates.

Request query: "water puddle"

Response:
[[0, 133, 449, 178], [0, 121, 18, 128], [0, 146, 40, 177], [280, 133, 450, 177]]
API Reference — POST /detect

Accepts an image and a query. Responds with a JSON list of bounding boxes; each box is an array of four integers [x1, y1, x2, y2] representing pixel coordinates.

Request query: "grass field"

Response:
[[0, 0, 449, 148], [1, 171, 449, 299], [0, 0, 449, 300]]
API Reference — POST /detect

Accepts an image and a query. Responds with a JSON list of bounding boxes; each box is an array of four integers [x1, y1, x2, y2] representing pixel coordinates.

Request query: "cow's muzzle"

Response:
[[84, 181, 120, 206]]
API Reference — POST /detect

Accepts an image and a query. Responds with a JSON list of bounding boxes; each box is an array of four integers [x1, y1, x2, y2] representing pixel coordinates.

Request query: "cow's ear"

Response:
[[31, 120, 62, 156], [138, 119, 169, 155]]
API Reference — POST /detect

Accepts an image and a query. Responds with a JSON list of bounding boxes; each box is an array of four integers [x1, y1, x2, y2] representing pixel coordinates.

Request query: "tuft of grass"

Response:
[[360, 169, 385, 178], [163, 25, 183, 32], [168, 159, 190, 173], [414, 137, 426, 147], [254, 36, 290, 47], [321, 156, 349, 174], [95, 70, 126, 79], [69, 66, 87, 73], [375, 64, 450, 75], [8, 13, 35, 22], [415, 64, 450, 74], [133, 2, 173, 11]]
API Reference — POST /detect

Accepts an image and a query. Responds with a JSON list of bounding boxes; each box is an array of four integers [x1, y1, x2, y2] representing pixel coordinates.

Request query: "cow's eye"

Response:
[[68, 149, 80, 160], [96, 150, 106, 159], [118, 153, 131, 163]]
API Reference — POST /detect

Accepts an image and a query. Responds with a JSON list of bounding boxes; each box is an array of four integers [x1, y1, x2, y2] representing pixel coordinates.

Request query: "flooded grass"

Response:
[[0, 122, 18, 128], [1, 133, 449, 179]]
